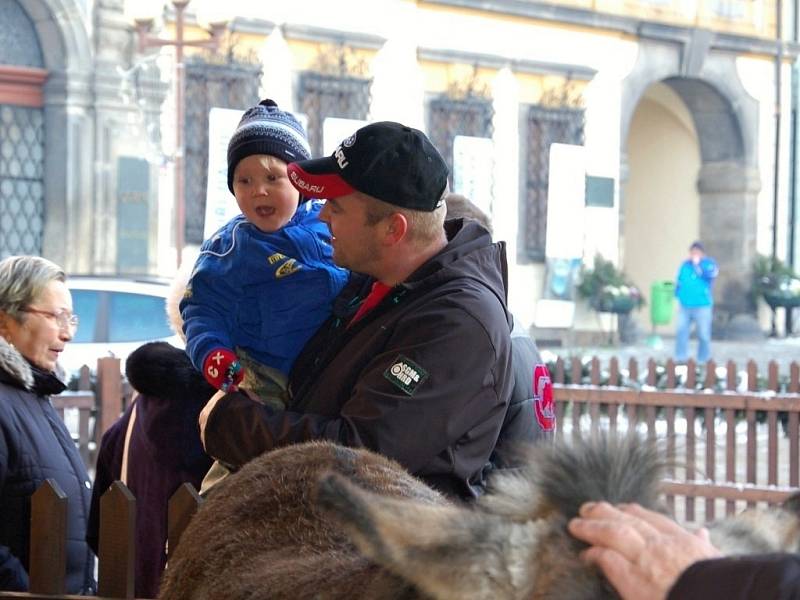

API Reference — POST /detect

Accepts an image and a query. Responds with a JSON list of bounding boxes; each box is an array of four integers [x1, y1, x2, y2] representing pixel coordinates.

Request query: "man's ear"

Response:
[[383, 213, 409, 246]]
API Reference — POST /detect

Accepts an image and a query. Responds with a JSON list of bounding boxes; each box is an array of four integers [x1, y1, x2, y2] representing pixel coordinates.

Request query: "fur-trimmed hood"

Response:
[[0, 335, 34, 390]]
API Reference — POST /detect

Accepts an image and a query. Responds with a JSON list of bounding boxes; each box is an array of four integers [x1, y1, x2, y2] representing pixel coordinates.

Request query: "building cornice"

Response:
[[423, 0, 800, 58], [417, 47, 596, 79], [281, 24, 386, 50], [228, 17, 276, 36]]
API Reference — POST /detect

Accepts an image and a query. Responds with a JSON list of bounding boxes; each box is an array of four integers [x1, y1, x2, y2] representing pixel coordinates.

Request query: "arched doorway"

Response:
[[621, 59, 760, 329], [623, 81, 702, 334]]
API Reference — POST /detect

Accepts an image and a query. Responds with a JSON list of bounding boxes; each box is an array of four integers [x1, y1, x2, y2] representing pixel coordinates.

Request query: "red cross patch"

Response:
[[533, 364, 556, 432]]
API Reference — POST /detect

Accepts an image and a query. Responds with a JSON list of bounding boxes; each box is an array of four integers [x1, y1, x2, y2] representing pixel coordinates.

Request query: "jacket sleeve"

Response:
[[0, 424, 30, 591], [701, 258, 719, 281], [180, 251, 239, 372], [668, 554, 800, 600], [203, 303, 510, 474]]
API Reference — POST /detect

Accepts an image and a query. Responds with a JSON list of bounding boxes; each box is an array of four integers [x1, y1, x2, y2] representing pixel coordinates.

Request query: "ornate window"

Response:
[[426, 73, 494, 192], [184, 54, 261, 245], [428, 97, 494, 186], [0, 1, 46, 259], [0, 105, 44, 258], [522, 92, 584, 262], [297, 45, 372, 158]]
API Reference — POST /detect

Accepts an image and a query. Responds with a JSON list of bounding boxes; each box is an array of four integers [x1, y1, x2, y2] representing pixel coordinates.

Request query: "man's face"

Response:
[[690, 248, 704, 263], [319, 193, 384, 275]]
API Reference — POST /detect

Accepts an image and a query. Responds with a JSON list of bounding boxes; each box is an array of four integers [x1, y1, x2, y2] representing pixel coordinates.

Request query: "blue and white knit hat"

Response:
[[226, 99, 312, 193]]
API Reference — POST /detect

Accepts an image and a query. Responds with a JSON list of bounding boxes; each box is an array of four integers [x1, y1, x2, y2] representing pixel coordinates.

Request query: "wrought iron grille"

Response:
[[427, 95, 494, 186], [184, 58, 261, 245], [523, 105, 584, 262], [0, 105, 44, 258], [297, 71, 372, 158]]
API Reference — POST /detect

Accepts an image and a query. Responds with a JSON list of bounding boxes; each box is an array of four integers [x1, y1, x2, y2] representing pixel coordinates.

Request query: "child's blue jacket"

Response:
[[181, 201, 349, 376]]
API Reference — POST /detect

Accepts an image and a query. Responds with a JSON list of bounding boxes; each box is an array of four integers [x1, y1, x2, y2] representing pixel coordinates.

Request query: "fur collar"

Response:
[[0, 336, 34, 390]]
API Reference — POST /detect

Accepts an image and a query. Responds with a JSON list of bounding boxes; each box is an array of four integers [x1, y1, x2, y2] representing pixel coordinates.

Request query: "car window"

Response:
[[108, 292, 172, 342], [70, 289, 100, 343]]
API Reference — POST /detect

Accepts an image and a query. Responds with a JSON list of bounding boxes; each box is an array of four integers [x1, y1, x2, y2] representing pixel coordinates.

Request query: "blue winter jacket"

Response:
[[181, 201, 349, 377], [675, 257, 719, 308]]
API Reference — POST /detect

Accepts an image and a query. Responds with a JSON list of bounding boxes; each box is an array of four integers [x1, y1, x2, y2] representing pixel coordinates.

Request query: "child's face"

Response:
[[232, 154, 301, 233]]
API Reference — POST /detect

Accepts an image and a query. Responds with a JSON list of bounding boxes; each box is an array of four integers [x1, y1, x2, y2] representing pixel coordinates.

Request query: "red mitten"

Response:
[[203, 348, 245, 392]]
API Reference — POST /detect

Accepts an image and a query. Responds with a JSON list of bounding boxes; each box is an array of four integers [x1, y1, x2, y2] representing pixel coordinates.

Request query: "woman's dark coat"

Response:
[[0, 337, 95, 593]]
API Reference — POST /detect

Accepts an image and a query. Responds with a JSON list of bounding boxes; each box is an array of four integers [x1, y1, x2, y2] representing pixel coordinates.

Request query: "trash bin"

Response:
[[650, 280, 675, 326]]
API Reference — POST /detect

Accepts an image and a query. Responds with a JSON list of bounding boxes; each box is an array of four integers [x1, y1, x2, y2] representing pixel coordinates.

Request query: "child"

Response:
[[181, 98, 349, 418]]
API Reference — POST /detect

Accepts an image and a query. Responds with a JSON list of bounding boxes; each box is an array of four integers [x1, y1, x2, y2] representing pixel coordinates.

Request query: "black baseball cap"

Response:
[[287, 121, 449, 211]]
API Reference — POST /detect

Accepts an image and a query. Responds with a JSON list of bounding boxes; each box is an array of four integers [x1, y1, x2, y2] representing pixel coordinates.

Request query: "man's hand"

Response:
[[203, 347, 245, 391], [568, 502, 721, 600], [199, 389, 228, 449]]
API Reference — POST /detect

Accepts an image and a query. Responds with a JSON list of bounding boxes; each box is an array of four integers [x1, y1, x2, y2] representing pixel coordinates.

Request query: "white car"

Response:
[[59, 276, 184, 378]]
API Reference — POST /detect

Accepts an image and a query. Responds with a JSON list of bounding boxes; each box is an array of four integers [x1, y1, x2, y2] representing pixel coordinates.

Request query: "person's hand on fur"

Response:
[[568, 502, 721, 600]]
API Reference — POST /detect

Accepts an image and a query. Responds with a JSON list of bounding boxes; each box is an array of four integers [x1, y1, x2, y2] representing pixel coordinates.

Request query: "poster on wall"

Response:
[[204, 107, 245, 241], [452, 135, 493, 215], [534, 143, 586, 328], [203, 110, 311, 241], [323, 117, 368, 155]]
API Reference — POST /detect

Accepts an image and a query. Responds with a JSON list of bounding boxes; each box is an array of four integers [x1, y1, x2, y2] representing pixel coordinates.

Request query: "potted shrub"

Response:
[[751, 254, 800, 310], [578, 254, 644, 315]]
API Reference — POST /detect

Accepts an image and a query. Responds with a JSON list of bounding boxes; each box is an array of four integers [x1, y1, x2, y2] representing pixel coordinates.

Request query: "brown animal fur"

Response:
[[159, 436, 800, 600], [158, 441, 443, 600]]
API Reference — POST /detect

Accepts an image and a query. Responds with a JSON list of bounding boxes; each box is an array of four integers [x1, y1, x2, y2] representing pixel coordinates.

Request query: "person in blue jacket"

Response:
[[674, 241, 719, 363], [180, 99, 349, 490]]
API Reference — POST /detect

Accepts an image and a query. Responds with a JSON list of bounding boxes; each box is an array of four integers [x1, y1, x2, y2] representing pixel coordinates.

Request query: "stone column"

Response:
[[41, 69, 94, 273], [697, 160, 761, 317], [90, 0, 167, 274]]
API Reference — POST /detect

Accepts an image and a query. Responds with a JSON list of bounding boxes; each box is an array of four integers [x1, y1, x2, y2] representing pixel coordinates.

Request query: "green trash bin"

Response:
[[650, 280, 675, 326]]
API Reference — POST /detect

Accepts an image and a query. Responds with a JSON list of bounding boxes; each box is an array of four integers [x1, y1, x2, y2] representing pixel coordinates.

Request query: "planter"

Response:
[[762, 292, 800, 310], [591, 295, 636, 315]]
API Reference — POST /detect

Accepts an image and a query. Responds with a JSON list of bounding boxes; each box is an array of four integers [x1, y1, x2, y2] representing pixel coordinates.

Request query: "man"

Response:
[[200, 122, 513, 500], [675, 241, 719, 363]]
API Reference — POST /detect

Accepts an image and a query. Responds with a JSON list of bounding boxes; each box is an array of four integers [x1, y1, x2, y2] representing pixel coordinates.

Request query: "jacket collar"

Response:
[[0, 335, 34, 390]]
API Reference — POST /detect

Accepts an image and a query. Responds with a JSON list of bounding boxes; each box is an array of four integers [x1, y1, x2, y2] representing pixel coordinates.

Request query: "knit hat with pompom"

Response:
[[226, 99, 311, 193]]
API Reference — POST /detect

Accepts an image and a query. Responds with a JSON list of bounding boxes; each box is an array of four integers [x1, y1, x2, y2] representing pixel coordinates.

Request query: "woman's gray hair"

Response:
[[0, 255, 66, 321]]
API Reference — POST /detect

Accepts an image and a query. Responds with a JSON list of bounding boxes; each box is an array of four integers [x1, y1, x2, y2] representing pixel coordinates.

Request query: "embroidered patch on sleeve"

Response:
[[532, 363, 556, 432], [383, 355, 429, 396]]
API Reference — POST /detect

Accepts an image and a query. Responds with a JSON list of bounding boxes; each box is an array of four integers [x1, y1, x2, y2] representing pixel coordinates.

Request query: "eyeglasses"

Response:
[[21, 308, 79, 333]]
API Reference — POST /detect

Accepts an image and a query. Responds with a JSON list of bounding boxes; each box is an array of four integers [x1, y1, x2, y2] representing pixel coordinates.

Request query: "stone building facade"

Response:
[[2, 0, 797, 336]]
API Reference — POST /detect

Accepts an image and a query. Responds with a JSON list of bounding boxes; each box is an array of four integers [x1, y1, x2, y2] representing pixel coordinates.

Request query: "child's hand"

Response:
[[203, 348, 245, 392]]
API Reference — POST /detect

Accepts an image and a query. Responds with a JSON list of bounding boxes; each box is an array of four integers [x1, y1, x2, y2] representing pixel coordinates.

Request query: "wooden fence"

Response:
[[3, 354, 798, 597], [0, 480, 201, 600], [553, 356, 800, 522]]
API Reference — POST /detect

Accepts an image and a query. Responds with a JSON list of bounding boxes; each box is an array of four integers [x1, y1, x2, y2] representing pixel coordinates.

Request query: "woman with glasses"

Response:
[[0, 255, 95, 593]]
